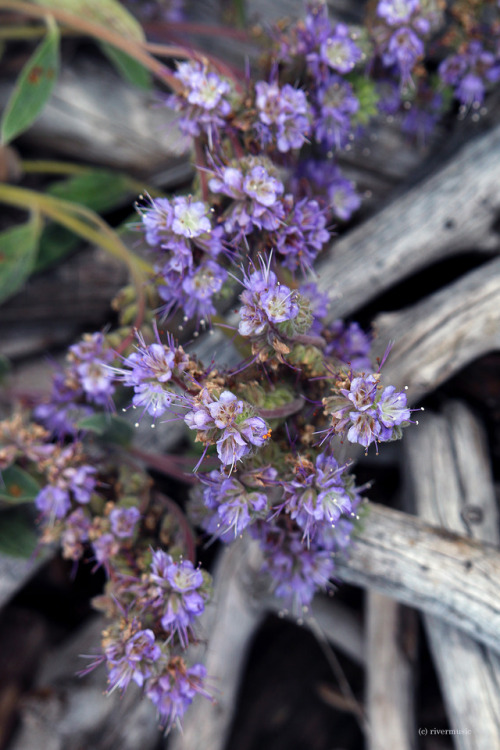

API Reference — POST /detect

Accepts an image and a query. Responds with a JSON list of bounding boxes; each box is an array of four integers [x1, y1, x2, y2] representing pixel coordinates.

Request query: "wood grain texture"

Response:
[[335, 502, 500, 655], [316, 123, 500, 321], [405, 402, 500, 750], [366, 593, 417, 750], [372, 257, 500, 402]]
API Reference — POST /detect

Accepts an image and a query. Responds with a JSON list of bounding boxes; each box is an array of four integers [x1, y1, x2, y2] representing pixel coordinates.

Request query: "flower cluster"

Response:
[[323, 373, 411, 449]]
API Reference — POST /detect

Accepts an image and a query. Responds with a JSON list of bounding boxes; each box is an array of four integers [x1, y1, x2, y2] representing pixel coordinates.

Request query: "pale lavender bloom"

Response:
[[63, 464, 96, 504], [341, 375, 378, 412], [181, 260, 227, 320], [106, 628, 161, 692], [61, 508, 91, 561], [328, 177, 361, 220], [347, 410, 382, 447], [145, 661, 207, 732], [92, 533, 120, 567], [35, 485, 71, 520], [319, 24, 362, 74], [315, 75, 359, 150], [251, 521, 336, 610], [199, 471, 268, 537], [238, 260, 299, 338], [281, 453, 353, 542], [140, 198, 174, 246], [383, 27, 424, 85], [110, 506, 141, 539], [377, 0, 419, 26], [376, 385, 411, 438], [254, 81, 311, 152], [150, 550, 205, 646], [167, 61, 233, 140], [69, 333, 115, 406], [325, 320, 372, 369], [275, 198, 330, 274], [171, 197, 211, 238]]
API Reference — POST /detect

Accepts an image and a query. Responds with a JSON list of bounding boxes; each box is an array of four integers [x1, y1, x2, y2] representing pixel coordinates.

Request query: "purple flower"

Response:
[[342, 375, 378, 411], [63, 464, 96, 504], [274, 198, 330, 274], [150, 550, 206, 646], [110, 506, 141, 539], [281, 453, 353, 542], [376, 385, 411, 438], [35, 484, 71, 520], [347, 410, 382, 447], [171, 197, 211, 238], [199, 470, 268, 537], [325, 320, 372, 370], [184, 390, 270, 469], [61, 507, 91, 561], [315, 75, 359, 149], [254, 81, 311, 152], [238, 261, 299, 338], [145, 660, 207, 732], [105, 627, 162, 692], [181, 260, 227, 321], [92, 533, 120, 568], [377, 0, 420, 26], [383, 27, 423, 85], [69, 333, 115, 407], [251, 521, 336, 610], [166, 61, 233, 141], [319, 24, 362, 74]]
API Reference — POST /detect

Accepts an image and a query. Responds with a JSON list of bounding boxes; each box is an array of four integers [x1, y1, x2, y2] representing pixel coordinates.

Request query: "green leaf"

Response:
[[0, 507, 38, 558], [32, 0, 144, 41], [100, 43, 152, 89], [35, 170, 137, 272], [0, 20, 60, 145], [47, 170, 137, 213], [0, 466, 41, 505], [0, 211, 42, 303], [76, 413, 134, 446]]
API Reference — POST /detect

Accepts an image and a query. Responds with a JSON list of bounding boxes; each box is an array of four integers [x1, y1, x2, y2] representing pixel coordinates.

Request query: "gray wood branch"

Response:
[[405, 402, 500, 750], [372, 256, 500, 402], [366, 593, 417, 750], [335, 502, 500, 655], [316, 123, 500, 321]]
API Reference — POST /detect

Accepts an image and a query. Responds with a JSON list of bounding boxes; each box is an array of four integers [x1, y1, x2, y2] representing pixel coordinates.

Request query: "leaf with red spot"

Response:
[[0, 19, 60, 145]]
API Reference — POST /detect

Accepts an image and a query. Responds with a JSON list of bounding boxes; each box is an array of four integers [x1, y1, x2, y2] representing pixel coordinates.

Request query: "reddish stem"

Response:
[[194, 139, 209, 202]]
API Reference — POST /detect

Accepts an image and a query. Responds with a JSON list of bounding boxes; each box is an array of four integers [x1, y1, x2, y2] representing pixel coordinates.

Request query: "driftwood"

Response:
[[336, 502, 500, 654], [405, 401, 500, 750], [366, 594, 417, 750], [373, 256, 500, 402], [317, 122, 500, 321]]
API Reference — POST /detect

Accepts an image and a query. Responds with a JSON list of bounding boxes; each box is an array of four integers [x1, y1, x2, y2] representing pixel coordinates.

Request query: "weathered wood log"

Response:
[[317, 122, 500, 321], [405, 401, 500, 750], [372, 256, 500, 402], [335, 502, 500, 655], [366, 594, 417, 750]]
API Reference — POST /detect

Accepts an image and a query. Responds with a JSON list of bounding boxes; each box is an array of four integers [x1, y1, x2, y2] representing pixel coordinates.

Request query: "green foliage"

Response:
[[0, 465, 41, 504], [76, 413, 135, 446], [100, 44, 152, 89], [36, 170, 138, 271], [0, 211, 42, 303], [350, 75, 380, 126], [31, 0, 145, 41], [0, 507, 39, 557], [0, 19, 60, 145]]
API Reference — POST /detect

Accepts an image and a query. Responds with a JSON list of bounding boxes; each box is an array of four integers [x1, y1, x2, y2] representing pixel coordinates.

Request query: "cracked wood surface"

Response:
[[406, 401, 500, 750]]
